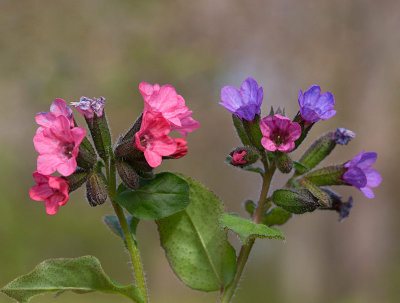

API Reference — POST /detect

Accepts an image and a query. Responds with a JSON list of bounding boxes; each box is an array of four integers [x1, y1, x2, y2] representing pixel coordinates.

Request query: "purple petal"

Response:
[[319, 109, 336, 120], [357, 152, 377, 169], [303, 85, 321, 106], [221, 86, 242, 110], [240, 78, 259, 105], [315, 92, 335, 113], [360, 187, 375, 199], [257, 87, 263, 107], [343, 167, 367, 188], [300, 107, 320, 122], [344, 151, 364, 168], [298, 90, 304, 107], [364, 168, 382, 188]]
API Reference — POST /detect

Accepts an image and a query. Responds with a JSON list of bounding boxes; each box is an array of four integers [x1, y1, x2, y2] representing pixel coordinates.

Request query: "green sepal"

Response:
[[263, 207, 292, 226], [293, 112, 314, 150], [298, 178, 331, 207], [304, 165, 347, 186], [86, 112, 112, 163], [116, 160, 139, 190], [297, 131, 336, 173], [115, 172, 190, 220], [242, 114, 264, 150], [293, 161, 309, 175], [0, 256, 144, 303], [275, 151, 293, 173], [221, 213, 285, 244], [157, 175, 236, 292], [76, 137, 97, 169], [86, 172, 108, 207], [103, 215, 139, 244], [232, 114, 251, 146], [63, 168, 90, 192], [272, 188, 320, 214]]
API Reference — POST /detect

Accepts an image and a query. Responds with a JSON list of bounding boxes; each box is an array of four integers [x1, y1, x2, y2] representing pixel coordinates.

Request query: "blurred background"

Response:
[[0, 0, 399, 302]]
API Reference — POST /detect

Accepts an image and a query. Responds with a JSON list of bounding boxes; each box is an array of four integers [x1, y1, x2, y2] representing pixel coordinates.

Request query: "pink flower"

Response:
[[139, 82, 199, 136], [260, 114, 301, 152], [134, 110, 177, 168], [33, 115, 86, 176], [35, 98, 74, 129], [170, 138, 188, 159], [29, 172, 69, 215]]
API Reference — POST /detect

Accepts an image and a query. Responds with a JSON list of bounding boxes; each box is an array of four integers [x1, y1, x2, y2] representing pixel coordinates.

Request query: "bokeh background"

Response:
[[1, 0, 399, 302]]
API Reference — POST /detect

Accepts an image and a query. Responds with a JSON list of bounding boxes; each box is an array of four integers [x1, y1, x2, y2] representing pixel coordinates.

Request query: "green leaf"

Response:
[[221, 213, 285, 243], [103, 215, 139, 244], [115, 172, 190, 220], [244, 200, 256, 217], [157, 176, 236, 292], [263, 207, 292, 226], [0, 256, 143, 303]]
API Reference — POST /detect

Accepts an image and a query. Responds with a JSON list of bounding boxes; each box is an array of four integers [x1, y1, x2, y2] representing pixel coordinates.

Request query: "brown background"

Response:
[[0, 1, 399, 302]]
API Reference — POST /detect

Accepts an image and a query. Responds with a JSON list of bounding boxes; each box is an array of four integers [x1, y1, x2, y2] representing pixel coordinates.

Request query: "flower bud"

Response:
[[335, 128, 355, 145], [229, 146, 259, 167], [116, 160, 139, 190], [86, 172, 108, 207], [272, 188, 320, 214], [63, 168, 90, 192], [298, 178, 331, 207], [88, 113, 112, 162], [126, 156, 154, 179], [304, 165, 347, 186], [297, 131, 337, 174], [76, 137, 97, 169], [275, 151, 293, 173]]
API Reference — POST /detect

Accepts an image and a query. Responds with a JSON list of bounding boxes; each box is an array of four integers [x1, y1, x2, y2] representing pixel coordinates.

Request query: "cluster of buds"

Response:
[[29, 82, 199, 215], [221, 78, 381, 221]]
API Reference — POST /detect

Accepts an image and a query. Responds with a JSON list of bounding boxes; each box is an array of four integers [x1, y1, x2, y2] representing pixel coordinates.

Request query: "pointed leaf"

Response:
[[263, 207, 292, 226], [103, 215, 139, 244], [115, 172, 190, 220], [221, 213, 285, 243], [157, 176, 236, 292], [0, 256, 143, 303]]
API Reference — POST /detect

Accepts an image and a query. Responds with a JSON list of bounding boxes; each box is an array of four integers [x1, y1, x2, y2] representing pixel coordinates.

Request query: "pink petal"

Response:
[[287, 122, 301, 141], [278, 142, 295, 153], [33, 128, 59, 154], [50, 98, 74, 125], [49, 116, 73, 141], [57, 157, 77, 176], [71, 126, 86, 147], [261, 138, 277, 151], [44, 200, 60, 215], [144, 149, 163, 168], [151, 136, 177, 156], [260, 118, 272, 137], [37, 154, 63, 175], [274, 115, 291, 130], [29, 184, 53, 201], [35, 112, 56, 128], [32, 171, 49, 184]]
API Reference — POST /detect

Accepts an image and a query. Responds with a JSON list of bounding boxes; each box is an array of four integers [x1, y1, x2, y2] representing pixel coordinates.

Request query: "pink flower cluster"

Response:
[[30, 99, 86, 215], [134, 82, 200, 168]]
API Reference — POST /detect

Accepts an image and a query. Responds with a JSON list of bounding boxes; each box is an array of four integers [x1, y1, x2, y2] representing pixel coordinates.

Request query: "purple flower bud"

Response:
[[335, 128, 356, 145], [71, 96, 106, 119], [220, 77, 263, 121], [342, 151, 382, 198], [298, 85, 336, 123]]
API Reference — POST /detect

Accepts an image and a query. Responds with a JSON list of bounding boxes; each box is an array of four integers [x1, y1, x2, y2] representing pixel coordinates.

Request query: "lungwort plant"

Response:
[[1, 79, 381, 302]]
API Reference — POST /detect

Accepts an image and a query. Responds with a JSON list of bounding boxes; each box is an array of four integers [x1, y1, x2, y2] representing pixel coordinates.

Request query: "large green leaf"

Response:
[[0, 256, 143, 303], [115, 172, 190, 220], [221, 213, 285, 243], [157, 176, 236, 292]]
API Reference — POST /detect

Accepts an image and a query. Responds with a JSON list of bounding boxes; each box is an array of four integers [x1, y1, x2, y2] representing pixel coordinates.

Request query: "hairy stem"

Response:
[[220, 160, 275, 303], [107, 151, 148, 302]]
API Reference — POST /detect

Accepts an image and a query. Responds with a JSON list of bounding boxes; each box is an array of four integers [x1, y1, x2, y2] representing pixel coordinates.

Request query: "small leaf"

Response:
[[263, 207, 292, 226], [244, 200, 256, 217], [103, 215, 139, 244], [0, 256, 143, 303], [221, 213, 285, 243], [272, 188, 320, 214], [157, 176, 236, 292], [115, 172, 190, 220]]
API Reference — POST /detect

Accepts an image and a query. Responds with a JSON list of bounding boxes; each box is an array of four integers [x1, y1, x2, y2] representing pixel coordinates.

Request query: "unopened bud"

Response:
[[304, 165, 347, 186], [229, 146, 259, 167], [297, 131, 336, 174], [275, 152, 293, 173], [298, 178, 331, 207], [126, 156, 154, 179], [116, 160, 139, 190], [63, 168, 90, 192], [272, 188, 320, 214], [86, 173, 108, 207]]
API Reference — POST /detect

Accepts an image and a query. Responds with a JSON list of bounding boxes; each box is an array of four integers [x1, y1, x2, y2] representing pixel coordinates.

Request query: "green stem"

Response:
[[107, 150, 149, 302], [220, 161, 275, 303]]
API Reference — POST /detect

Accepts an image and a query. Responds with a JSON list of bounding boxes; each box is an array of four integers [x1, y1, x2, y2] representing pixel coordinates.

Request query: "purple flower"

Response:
[[260, 114, 301, 152], [335, 128, 356, 145], [220, 77, 263, 121], [342, 151, 382, 198], [71, 96, 106, 119], [298, 85, 336, 123]]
